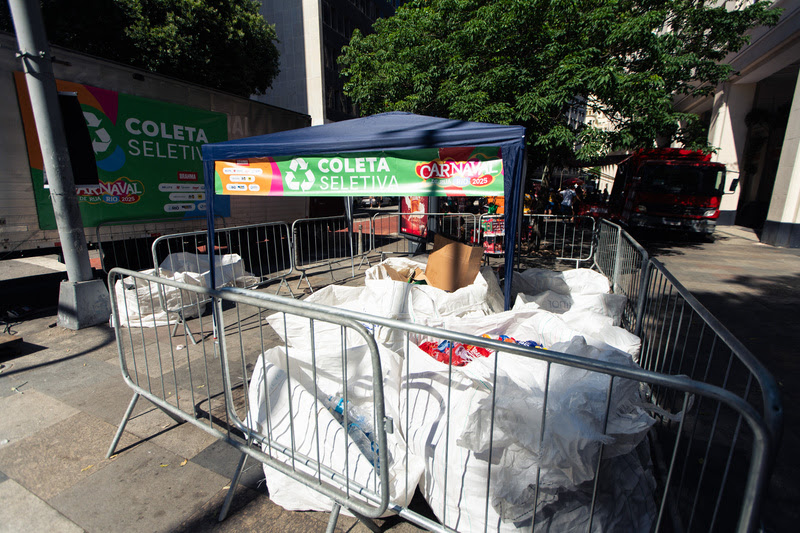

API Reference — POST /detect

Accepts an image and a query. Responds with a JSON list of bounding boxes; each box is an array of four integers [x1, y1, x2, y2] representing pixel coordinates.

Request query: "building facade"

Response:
[[255, 0, 394, 126], [675, 0, 800, 247]]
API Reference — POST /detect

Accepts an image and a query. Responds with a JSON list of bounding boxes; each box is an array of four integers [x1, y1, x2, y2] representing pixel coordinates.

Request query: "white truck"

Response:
[[0, 31, 310, 261]]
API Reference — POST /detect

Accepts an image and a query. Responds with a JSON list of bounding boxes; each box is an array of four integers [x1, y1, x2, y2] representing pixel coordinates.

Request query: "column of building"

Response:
[[707, 81, 756, 226], [762, 70, 800, 247]]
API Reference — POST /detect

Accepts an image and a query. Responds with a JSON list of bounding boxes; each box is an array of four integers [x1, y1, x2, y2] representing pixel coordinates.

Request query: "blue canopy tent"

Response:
[[201, 111, 526, 308]]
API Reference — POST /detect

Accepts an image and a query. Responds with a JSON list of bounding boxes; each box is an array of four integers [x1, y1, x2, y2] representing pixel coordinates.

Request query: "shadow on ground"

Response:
[[676, 274, 800, 533], [633, 228, 723, 257]]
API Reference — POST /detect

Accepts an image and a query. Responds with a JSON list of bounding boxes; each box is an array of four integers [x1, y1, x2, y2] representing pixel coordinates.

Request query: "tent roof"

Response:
[[201, 111, 527, 309], [202, 111, 525, 161]]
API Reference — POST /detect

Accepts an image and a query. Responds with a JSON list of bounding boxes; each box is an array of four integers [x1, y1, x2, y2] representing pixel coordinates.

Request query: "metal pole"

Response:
[[8, 0, 93, 283], [9, 0, 110, 330]]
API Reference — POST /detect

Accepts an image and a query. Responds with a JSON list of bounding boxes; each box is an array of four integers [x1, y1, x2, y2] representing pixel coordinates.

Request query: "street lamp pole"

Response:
[[8, 0, 110, 329]]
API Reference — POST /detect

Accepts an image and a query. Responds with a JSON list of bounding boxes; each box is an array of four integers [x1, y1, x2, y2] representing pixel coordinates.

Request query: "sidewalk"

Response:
[[642, 225, 800, 533], [1, 227, 798, 532], [0, 266, 418, 533]]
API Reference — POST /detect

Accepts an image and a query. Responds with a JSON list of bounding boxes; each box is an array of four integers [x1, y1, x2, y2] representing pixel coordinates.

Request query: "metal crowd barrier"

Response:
[[146, 221, 294, 344], [151, 221, 294, 294], [593, 219, 782, 533], [632, 259, 782, 533], [105, 267, 392, 528], [516, 214, 596, 269], [94, 217, 217, 273], [594, 219, 649, 333], [106, 268, 223, 459], [104, 217, 781, 533], [368, 212, 480, 261], [291, 215, 367, 292]]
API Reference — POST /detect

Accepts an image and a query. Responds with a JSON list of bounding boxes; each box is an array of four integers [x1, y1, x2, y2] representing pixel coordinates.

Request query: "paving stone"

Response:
[[0, 411, 139, 501], [58, 373, 153, 427], [0, 389, 79, 444], [0, 479, 84, 533], [4, 350, 120, 401], [190, 439, 267, 492], [49, 440, 230, 532]]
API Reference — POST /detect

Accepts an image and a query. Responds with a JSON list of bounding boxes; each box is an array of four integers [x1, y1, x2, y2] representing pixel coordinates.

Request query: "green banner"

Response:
[[215, 147, 504, 197], [15, 73, 229, 229]]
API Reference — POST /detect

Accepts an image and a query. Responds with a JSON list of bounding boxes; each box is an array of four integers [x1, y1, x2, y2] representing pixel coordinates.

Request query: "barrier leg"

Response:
[[106, 392, 139, 458], [182, 318, 198, 345], [171, 312, 198, 345], [325, 502, 342, 533], [296, 272, 314, 293], [277, 277, 295, 298], [350, 508, 382, 533], [218, 451, 248, 522]]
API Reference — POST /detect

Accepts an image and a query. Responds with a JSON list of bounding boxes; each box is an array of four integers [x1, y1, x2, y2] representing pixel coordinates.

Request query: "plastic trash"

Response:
[[324, 395, 381, 468]]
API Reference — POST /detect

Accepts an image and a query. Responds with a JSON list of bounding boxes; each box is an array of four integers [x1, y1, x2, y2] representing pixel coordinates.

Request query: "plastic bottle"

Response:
[[323, 395, 380, 468]]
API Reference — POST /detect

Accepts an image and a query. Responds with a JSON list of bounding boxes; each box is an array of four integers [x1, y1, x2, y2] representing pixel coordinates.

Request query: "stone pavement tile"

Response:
[[190, 439, 267, 492], [4, 350, 120, 401], [109, 382, 220, 456], [0, 389, 79, 444], [58, 373, 155, 427], [171, 484, 322, 533], [60, 367, 221, 460], [127, 405, 219, 461], [0, 479, 83, 533], [171, 463, 424, 532], [0, 468, 7, 483], [0, 368, 30, 399], [7, 321, 117, 369], [0, 411, 138, 501], [50, 440, 229, 532]]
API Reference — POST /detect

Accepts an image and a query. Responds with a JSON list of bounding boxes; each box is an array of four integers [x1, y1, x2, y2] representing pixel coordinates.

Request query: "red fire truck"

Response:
[[608, 148, 730, 236]]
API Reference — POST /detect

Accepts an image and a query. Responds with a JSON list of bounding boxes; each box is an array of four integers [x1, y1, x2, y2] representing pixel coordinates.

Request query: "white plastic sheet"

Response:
[[364, 256, 505, 320], [511, 268, 611, 299], [113, 253, 256, 328], [158, 252, 258, 289]]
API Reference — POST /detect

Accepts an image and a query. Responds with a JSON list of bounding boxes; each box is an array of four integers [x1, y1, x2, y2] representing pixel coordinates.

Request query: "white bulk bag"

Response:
[[246, 348, 424, 515], [401, 336, 655, 532], [158, 252, 256, 288], [113, 268, 207, 328], [511, 268, 611, 299]]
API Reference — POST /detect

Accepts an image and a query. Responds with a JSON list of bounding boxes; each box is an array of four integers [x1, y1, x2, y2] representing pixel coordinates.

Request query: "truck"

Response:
[[0, 31, 310, 261], [608, 148, 731, 236]]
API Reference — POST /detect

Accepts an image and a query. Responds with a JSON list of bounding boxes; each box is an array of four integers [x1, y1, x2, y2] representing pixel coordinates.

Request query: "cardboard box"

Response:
[[423, 234, 484, 292]]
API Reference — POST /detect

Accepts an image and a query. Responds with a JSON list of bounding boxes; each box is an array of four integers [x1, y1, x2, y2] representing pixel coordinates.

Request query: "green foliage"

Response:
[[339, 0, 780, 164], [1, 0, 279, 97]]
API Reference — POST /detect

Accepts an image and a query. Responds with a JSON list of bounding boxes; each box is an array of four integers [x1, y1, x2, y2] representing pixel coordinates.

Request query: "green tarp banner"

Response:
[[214, 147, 504, 197], [15, 73, 229, 229]]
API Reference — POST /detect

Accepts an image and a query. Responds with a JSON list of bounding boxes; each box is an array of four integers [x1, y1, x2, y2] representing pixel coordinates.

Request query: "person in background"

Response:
[[559, 184, 577, 218], [602, 186, 609, 204], [523, 191, 534, 214], [546, 188, 557, 214]]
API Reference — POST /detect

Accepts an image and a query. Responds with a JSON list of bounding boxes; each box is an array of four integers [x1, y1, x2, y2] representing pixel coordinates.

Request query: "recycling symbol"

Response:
[[285, 158, 316, 191], [83, 111, 112, 154]]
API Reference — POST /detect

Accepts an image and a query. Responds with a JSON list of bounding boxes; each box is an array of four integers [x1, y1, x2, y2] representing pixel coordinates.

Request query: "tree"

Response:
[[1, 0, 280, 97], [339, 0, 780, 166]]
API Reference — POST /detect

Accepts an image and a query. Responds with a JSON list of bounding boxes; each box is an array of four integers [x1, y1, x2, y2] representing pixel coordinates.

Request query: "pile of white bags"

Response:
[[113, 252, 257, 328], [246, 261, 657, 531]]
